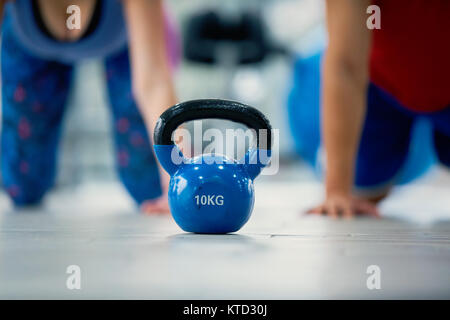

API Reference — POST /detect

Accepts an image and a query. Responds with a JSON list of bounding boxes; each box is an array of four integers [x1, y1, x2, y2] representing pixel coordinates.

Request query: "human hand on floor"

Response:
[[140, 171, 171, 215], [140, 194, 170, 215], [307, 192, 380, 219]]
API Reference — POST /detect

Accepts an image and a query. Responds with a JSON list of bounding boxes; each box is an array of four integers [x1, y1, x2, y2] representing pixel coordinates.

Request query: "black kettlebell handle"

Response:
[[154, 99, 272, 150]]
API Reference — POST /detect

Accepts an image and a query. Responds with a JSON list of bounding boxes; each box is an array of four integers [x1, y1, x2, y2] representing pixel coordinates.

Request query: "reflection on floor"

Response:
[[0, 167, 449, 299]]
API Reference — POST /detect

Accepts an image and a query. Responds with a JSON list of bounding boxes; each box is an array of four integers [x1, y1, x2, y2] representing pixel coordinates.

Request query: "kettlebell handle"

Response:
[[154, 99, 272, 150]]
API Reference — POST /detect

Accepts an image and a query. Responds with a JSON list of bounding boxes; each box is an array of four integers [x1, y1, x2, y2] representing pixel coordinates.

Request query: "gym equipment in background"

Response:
[[287, 51, 436, 184], [154, 99, 272, 234], [184, 10, 284, 65], [183, 9, 288, 100]]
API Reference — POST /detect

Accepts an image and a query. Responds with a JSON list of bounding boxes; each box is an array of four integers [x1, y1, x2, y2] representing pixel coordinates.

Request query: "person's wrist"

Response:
[[325, 180, 352, 198], [325, 165, 353, 196]]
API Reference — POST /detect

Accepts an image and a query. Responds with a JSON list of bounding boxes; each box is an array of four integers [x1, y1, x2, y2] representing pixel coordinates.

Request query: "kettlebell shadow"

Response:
[[166, 233, 268, 253]]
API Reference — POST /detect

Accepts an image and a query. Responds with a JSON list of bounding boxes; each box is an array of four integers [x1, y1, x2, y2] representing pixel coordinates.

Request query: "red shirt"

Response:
[[370, 0, 450, 112]]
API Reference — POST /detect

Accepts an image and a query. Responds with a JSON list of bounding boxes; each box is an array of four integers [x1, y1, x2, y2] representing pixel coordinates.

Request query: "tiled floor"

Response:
[[0, 166, 449, 299]]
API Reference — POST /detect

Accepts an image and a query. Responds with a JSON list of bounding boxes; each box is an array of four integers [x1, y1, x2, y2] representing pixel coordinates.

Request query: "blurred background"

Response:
[[0, 0, 448, 219]]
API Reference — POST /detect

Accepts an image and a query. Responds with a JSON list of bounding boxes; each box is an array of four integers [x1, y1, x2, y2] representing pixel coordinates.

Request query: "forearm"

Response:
[[322, 0, 371, 196], [322, 54, 369, 195], [138, 82, 177, 136]]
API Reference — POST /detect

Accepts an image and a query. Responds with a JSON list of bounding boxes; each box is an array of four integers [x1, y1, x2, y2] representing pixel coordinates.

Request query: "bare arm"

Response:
[[122, 0, 177, 213], [323, 0, 370, 195], [123, 0, 177, 134], [309, 0, 379, 218]]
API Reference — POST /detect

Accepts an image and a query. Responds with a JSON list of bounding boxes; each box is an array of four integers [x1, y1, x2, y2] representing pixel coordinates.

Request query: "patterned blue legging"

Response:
[[1, 24, 162, 206]]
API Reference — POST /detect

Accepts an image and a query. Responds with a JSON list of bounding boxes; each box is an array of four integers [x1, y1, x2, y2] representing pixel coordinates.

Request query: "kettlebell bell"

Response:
[[153, 99, 272, 234]]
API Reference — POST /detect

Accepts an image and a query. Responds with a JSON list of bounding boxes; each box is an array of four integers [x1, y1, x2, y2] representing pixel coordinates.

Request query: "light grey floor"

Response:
[[0, 166, 449, 299]]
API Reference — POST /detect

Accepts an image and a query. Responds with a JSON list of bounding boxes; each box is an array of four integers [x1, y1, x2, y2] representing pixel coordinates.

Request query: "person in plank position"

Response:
[[0, 0, 180, 213], [309, 0, 450, 218]]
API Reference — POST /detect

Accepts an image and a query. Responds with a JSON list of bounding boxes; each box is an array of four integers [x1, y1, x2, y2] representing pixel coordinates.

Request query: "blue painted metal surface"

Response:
[[154, 145, 270, 234]]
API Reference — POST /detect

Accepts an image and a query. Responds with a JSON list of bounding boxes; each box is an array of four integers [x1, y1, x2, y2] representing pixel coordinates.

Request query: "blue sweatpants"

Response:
[[1, 19, 162, 206]]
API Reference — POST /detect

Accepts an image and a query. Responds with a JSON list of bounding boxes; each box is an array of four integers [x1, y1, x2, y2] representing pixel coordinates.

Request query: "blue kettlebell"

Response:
[[153, 99, 272, 234]]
